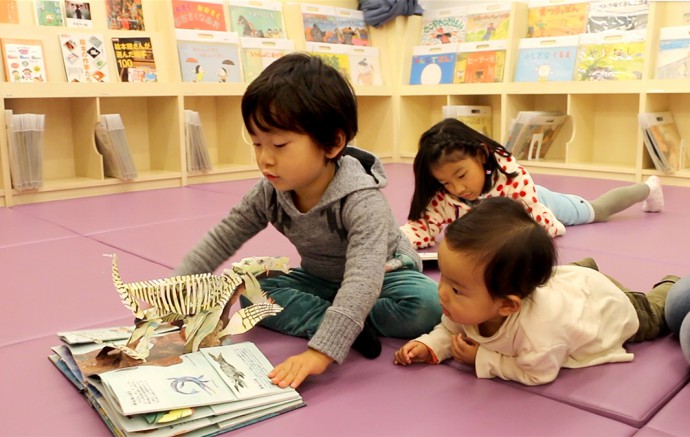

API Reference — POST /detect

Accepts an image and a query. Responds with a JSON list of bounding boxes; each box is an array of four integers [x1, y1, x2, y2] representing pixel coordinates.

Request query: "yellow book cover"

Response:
[[527, 0, 588, 38]]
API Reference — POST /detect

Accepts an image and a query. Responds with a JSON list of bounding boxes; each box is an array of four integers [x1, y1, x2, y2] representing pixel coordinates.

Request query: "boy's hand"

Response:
[[451, 333, 478, 365], [393, 340, 431, 365], [269, 348, 334, 389]]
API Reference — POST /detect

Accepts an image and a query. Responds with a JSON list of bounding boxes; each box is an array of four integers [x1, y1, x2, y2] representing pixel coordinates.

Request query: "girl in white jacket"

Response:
[[394, 196, 678, 385]]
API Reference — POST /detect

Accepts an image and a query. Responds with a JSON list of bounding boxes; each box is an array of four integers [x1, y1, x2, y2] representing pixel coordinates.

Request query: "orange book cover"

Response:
[[0, 0, 18, 23], [172, 0, 227, 31]]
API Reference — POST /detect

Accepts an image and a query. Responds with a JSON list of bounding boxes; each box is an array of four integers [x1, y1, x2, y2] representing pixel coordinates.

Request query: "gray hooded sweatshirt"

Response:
[[175, 146, 421, 363]]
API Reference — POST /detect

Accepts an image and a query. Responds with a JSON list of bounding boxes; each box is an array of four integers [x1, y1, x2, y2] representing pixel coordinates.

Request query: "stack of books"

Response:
[[504, 111, 568, 161], [639, 112, 687, 174], [5, 110, 45, 191], [94, 114, 138, 181], [49, 326, 305, 436], [184, 110, 213, 172]]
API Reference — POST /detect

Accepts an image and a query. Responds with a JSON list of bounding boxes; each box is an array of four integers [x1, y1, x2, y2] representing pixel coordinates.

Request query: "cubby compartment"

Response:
[[183, 94, 254, 182], [398, 94, 449, 158], [5, 97, 102, 190], [642, 91, 690, 179], [355, 95, 395, 160], [98, 95, 182, 181]]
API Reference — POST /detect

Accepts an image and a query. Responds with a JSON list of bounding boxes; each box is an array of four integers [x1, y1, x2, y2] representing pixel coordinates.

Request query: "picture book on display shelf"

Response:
[[49, 328, 305, 437], [34, 0, 65, 26], [574, 30, 645, 81], [420, 6, 466, 45], [301, 3, 338, 44], [65, 1, 92, 28], [0, 0, 18, 23], [656, 26, 690, 80], [639, 112, 688, 174], [586, 0, 649, 33], [106, 0, 144, 30], [504, 111, 568, 162], [59, 33, 110, 82], [240, 37, 294, 83], [514, 35, 578, 82], [172, 0, 227, 31], [464, 2, 511, 42], [228, 1, 285, 39], [307, 42, 382, 86], [334, 7, 369, 46], [453, 40, 506, 84], [112, 36, 157, 82], [526, 0, 588, 38], [176, 29, 242, 83], [1, 38, 47, 82], [409, 44, 457, 85]]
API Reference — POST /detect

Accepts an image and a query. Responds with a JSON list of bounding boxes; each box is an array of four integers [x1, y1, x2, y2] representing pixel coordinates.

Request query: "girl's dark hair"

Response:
[[241, 52, 358, 158], [408, 118, 518, 220], [444, 196, 556, 300]]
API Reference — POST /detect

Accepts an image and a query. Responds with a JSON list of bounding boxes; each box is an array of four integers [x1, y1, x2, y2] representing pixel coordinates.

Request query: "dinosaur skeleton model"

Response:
[[105, 254, 290, 361]]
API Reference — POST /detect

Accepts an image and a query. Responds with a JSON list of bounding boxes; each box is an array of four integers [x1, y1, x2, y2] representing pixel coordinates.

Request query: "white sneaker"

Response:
[[643, 176, 664, 213]]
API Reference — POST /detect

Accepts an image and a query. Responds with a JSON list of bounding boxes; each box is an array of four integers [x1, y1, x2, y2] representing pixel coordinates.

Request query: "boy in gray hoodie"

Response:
[[175, 53, 441, 389]]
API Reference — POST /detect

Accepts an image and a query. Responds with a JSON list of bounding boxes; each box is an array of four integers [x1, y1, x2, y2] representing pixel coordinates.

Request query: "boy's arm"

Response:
[[175, 183, 270, 275]]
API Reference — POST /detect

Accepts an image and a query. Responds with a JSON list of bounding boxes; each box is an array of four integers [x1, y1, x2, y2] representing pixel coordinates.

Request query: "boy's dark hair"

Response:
[[241, 52, 358, 158], [408, 118, 518, 220], [444, 196, 556, 300]]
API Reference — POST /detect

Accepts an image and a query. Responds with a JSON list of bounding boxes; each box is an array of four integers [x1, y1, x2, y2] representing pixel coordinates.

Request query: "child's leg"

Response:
[[626, 275, 680, 342], [247, 268, 339, 338], [590, 176, 663, 221], [535, 185, 594, 225], [665, 274, 690, 337], [368, 269, 441, 338]]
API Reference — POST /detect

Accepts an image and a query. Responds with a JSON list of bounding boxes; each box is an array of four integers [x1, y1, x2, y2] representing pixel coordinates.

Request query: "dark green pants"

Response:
[[569, 258, 678, 342]]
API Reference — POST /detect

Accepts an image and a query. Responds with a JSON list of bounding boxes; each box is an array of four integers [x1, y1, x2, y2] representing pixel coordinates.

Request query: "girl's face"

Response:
[[430, 152, 486, 201], [437, 240, 508, 333], [250, 122, 340, 212]]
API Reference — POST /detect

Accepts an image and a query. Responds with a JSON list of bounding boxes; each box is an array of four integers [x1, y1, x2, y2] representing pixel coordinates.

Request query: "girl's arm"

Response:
[[474, 343, 569, 386], [400, 192, 469, 249], [414, 315, 463, 363]]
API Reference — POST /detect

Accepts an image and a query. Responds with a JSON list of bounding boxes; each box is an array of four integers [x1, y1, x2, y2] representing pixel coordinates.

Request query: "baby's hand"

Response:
[[394, 341, 431, 365], [451, 333, 478, 365]]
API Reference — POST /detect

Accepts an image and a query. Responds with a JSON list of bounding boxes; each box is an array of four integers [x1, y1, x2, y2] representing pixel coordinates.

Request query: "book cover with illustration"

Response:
[[410, 44, 457, 85], [575, 30, 645, 81], [346, 45, 382, 86], [526, 0, 588, 38], [443, 105, 493, 138], [65, 1, 92, 28], [454, 40, 506, 83], [639, 112, 687, 173], [111, 36, 156, 82], [228, 1, 285, 38], [301, 3, 338, 43], [1, 38, 47, 82], [59, 33, 109, 82], [176, 29, 241, 83], [35, 0, 64, 26], [172, 0, 227, 31], [105, 0, 144, 30], [334, 7, 369, 46], [0, 0, 18, 23], [306, 42, 351, 80], [656, 26, 690, 79], [586, 0, 648, 33], [420, 6, 466, 45], [514, 35, 578, 82], [464, 2, 511, 42], [240, 37, 293, 83]]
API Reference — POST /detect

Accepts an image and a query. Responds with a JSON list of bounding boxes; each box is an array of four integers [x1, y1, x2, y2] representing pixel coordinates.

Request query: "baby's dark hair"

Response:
[[241, 52, 358, 158], [409, 118, 518, 220], [444, 196, 556, 300]]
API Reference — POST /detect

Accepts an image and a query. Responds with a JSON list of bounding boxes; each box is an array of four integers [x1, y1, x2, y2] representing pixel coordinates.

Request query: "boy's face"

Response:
[[431, 154, 486, 202], [437, 240, 505, 328], [250, 123, 337, 207]]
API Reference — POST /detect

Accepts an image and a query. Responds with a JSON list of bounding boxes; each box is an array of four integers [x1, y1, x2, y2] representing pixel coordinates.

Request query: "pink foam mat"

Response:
[[634, 383, 690, 436], [0, 207, 77, 248], [0, 237, 171, 347], [12, 186, 240, 236]]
